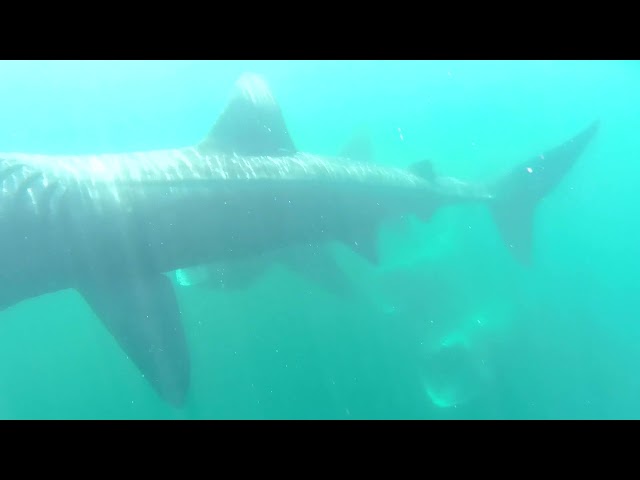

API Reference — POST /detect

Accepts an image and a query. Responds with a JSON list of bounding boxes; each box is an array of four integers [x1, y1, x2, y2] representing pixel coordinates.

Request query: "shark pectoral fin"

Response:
[[77, 273, 190, 407]]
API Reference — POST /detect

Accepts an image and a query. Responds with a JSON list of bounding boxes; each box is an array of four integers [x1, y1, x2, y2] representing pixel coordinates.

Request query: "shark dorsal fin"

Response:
[[340, 128, 374, 163], [198, 73, 296, 157]]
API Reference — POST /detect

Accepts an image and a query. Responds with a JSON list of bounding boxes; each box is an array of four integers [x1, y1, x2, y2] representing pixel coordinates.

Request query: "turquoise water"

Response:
[[0, 60, 637, 419]]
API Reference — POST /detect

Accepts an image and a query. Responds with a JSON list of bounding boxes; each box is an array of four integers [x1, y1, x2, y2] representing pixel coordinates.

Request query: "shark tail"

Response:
[[488, 120, 600, 264]]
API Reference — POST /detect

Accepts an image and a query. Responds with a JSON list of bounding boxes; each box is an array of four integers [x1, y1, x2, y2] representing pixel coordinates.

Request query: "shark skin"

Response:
[[0, 72, 599, 407], [172, 129, 376, 296]]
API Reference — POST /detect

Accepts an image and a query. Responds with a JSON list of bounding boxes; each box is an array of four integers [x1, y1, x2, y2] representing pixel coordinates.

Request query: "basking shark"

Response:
[[0, 73, 599, 407]]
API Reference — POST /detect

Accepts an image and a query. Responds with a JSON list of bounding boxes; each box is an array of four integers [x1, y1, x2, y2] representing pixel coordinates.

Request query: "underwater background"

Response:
[[0, 60, 636, 420]]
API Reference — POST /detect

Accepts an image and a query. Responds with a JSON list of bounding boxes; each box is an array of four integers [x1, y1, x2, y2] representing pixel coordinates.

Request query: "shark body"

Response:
[[0, 73, 599, 406]]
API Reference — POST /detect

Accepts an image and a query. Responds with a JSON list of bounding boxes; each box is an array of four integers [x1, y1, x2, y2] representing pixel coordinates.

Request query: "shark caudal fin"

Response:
[[489, 120, 600, 264]]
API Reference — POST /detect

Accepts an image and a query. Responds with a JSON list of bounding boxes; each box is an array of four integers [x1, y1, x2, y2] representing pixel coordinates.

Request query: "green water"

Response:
[[0, 60, 637, 419]]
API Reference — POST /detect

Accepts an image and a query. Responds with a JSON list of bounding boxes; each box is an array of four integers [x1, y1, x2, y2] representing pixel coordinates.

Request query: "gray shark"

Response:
[[0, 73, 599, 407]]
